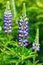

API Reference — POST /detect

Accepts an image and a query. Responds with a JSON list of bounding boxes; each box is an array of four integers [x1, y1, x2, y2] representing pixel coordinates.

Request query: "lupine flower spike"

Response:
[[32, 27, 40, 51], [18, 3, 29, 47], [4, 1, 12, 33]]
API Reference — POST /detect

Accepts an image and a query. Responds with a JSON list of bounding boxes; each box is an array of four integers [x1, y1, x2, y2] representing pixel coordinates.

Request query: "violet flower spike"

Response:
[[32, 28, 40, 52], [18, 17, 29, 47], [4, 1, 12, 34]]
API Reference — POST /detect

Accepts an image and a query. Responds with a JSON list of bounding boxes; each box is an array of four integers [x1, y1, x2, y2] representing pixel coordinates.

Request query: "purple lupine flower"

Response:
[[32, 38, 40, 52], [4, 3, 12, 34], [24, 43, 28, 47], [32, 28, 40, 52], [18, 17, 29, 47], [32, 43, 40, 51]]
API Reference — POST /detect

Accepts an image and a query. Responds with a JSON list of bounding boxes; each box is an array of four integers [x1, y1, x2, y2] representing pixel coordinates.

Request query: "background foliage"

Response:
[[0, 0, 43, 65]]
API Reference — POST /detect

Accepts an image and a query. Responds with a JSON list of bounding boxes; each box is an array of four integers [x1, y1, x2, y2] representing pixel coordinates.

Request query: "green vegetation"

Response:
[[0, 0, 43, 65]]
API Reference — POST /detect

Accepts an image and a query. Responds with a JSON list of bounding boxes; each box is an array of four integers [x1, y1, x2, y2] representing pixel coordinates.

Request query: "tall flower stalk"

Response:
[[18, 3, 29, 47], [10, 0, 17, 21], [32, 27, 40, 65], [32, 27, 40, 52], [4, 1, 12, 33]]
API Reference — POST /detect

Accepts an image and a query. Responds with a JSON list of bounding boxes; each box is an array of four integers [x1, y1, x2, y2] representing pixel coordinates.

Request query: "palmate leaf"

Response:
[[0, 40, 37, 65], [33, 60, 43, 65], [26, 60, 33, 65]]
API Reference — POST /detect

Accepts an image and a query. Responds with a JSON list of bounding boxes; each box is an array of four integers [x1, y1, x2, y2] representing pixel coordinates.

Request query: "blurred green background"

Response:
[[0, 0, 43, 65]]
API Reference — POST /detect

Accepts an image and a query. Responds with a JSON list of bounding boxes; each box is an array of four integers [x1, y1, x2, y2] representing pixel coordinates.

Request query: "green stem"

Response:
[[33, 50, 36, 65]]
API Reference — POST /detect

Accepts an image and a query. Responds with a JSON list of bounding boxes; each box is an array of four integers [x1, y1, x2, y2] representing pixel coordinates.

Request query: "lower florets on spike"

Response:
[[32, 42, 40, 51]]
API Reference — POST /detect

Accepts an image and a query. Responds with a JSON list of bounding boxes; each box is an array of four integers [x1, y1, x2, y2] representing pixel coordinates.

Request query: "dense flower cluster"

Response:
[[32, 39, 40, 51], [18, 16, 29, 47], [4, 6, 12, 33]]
